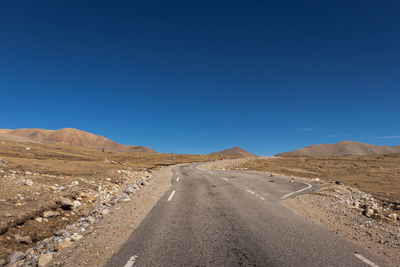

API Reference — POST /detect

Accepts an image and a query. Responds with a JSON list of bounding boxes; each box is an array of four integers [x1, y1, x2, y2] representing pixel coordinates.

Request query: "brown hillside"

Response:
[[209, 146, 255, 157], [0, 128, 155, 153], [276, 141, 400, 157]]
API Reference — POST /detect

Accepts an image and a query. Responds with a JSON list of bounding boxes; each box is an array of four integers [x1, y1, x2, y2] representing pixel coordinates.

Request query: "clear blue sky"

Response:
[[1, 1, 399, 155]]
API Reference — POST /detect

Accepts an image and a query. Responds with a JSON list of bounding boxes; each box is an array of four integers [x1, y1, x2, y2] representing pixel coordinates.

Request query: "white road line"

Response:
[[176, 177, 180, 182], [221, 177, 229, 181], [167, 190, 176, 201], [124, 255, 138, 267], [259, 196, 265, 200], [246, 189, 255, 195], [354, 253, 379, 267], [281, 181, 312, 199]]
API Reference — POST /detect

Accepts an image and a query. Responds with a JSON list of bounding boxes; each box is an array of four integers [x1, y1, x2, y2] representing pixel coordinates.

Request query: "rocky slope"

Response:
[[209, 146, 255, 157], [0, 128, 155, 153], [276, 140, 400, 157]]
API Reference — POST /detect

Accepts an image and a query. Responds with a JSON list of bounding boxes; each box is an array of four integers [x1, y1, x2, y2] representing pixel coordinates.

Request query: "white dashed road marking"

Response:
[[221, 177, 229, 181], [176, 177, 180, 182], [124, 255, 138, 267], [354, 254, 379, 267], [246, 189, 255, 195], [167, 190, 176, 201], [259, 196, 265, 200], [281, 181, 312, 199]]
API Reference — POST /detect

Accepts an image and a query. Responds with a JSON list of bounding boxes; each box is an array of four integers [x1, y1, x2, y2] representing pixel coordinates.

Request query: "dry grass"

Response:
[[233, 155, 400, 203], [0, 140, 230, 176]]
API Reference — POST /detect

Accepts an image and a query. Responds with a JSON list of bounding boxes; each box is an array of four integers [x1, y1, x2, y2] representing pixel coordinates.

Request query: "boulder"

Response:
[[388, 213, 398, 221], [6, 251, 25, 265], [72, 200, 82, 210], [14, 234, 32, 244], [56, 197, 73, 210], [38, 253, 53, 267], [24, 179, 33, 186], [0, 158, 9, 167], [141, 181, 150, 186], [362, 208, 374, 217], [54, 241, 72, 251]]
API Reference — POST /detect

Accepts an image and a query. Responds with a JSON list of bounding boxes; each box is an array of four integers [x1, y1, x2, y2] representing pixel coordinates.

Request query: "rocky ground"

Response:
[[0, 166, 155, 266], [203, 158, 400, 266], [0, 139, 229, 267]]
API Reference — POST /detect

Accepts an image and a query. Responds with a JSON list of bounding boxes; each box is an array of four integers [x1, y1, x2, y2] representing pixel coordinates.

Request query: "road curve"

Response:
[[106, 163, 386, 267]]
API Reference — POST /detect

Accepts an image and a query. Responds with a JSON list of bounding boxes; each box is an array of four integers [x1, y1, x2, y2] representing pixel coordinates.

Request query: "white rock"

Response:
[[72, 200, 82, 210], [24, 179, 33, 186], [25, 147, 31, 150], [388, 213, 397, 221]]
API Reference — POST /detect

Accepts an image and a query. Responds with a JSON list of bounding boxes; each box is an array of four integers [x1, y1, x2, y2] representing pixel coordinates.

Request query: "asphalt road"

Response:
[[106, 163, 386, 267]]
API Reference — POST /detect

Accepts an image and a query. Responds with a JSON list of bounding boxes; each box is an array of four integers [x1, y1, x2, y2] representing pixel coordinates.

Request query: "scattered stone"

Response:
[[24, 179, 33, 186], [335, 181, 343, 185], [388, 213, 397, 221], [56, 197, 73, 210], [141, 181, 150, 186], [38, 253, 53, 267], [0, 158, 8, 167], [71, 234, 83, 241], [15, 234, 32, 244], [101, 209, 110, 216], [124, 186, 136, 195], [25, 171, 32, 175], [43, 211, 60, 218], [6, 251, 25, 265], [86, 216, 95, 224], [363, 208, 374, 217], [315, 178, 320, 182], [72, 200, 82, 210], [50, 185, 58, 191], [54, 241, 73, 251], [35, 217, 43, 222], [25, 147, 31, 151], [5, 213, 12, 217], [394, 205, 400, 211]]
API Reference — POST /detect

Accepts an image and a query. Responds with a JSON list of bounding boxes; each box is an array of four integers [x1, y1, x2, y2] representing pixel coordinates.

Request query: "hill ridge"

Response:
[[276, 141, 400, 157], [209, 146, 256, 157], [0, 128, 155, 153]]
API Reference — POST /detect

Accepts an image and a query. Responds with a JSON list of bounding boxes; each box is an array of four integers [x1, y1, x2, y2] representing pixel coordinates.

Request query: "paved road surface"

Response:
[[106, 163, 386, 267]]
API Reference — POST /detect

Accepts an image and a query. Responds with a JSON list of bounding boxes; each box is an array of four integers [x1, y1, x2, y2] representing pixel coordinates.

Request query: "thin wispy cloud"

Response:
[[299, 128, 312, 132]]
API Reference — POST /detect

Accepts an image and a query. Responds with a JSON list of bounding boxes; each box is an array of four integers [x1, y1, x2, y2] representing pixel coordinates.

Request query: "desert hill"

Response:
[[209, 146, 256, 157], [0, 128, 155, 153], [276, 140, 400, 157]]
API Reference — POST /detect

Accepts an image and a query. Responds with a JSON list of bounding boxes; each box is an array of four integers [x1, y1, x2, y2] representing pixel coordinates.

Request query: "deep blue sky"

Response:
[[1, 1, 399, 155]]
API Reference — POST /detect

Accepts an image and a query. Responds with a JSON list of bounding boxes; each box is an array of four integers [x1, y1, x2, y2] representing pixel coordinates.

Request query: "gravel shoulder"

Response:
[[51, 165, 175, 266]]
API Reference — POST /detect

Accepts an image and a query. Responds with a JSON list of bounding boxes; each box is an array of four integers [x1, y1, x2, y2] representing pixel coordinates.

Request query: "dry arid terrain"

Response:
[[209, 146, 256, 157], [0, 128, 155, 153], [276, 140, 400, 157], [0, 139, 231, 266], [205, 156, 400, 266]]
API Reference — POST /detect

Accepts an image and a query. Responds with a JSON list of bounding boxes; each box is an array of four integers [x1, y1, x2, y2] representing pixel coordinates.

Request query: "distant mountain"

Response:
[[276, 141, 400, 157], [209, 146, 256, 157], [0, 128, 155, 153]]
